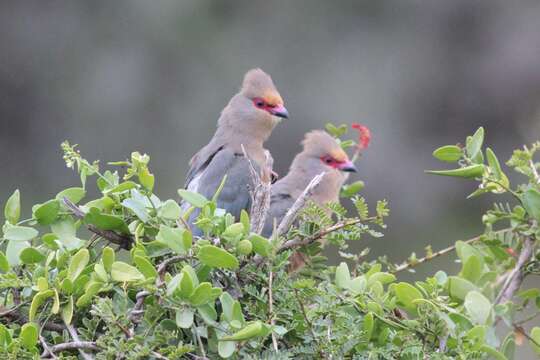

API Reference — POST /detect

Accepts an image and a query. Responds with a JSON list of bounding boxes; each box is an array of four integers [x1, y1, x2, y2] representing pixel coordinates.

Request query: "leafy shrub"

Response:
[[0, 126, 539, 359]]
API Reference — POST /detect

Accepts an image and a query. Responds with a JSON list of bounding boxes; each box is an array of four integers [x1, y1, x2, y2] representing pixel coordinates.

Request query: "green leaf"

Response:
[[19, 323, 38, 350], [111, 261, 145, 282], [447, 276, 478, 301], [94, 263, 108, 282], [56, 187, 86, 204], [221, 223, 244, 242], [4, 189, 20, 224], [133, 255, 158, 279], [62, 296, 74, 324], [460, 255, 483, 284], [530, 327, 540, 355], [3, 225, 38, 241], [33, 200, 60, 225], [466, 127, 484, 161], [52, 289, 60, 314], [68, 248, 89, 282], [50, 218, 84, 250], [29, 289, 54, 321], [176, 308, 195, 329], [394, 282, 424, 312], [220, 292, 236, 323], [248, 234, 272, 257], [221, 321, 264, 341], [0, 251, 9, 272], [178, 189, 208, 208], [240, 210, 250, 234], [432, 145, 463, 163], [363, 312, 374, 340], [197, 245, 239, 269], [122, 198, 150, 223], [104, 181, 138, 194], [425, 164, 484, 179], [464, 291, 492, 325], [19, 247, 46, 264], [218, 337, 236, 358], [335, 262, 351, 289], [84, 207, 129, 234], [102, 246, 115, 272], [341, 181, 365, 198], [485, 147, 509, 193], [480, 345, 507, 360], [158, 199, 182, 220], [37, 277, 48, 291], [139, 168, 155, 191], [156, 225, 192, 254], [189, 282, 213, 306], [0, 323, 12, 348], [522, 188, 540, 222], [6, 240, 29, 266], [197, 304, 218, 325]]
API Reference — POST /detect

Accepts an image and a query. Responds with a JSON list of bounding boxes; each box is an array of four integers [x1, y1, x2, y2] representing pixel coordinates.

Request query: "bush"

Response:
[[0, 126, 539, 359]]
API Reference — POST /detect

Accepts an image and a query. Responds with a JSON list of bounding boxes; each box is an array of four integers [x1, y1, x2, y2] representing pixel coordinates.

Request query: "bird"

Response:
[[183, 68, 288, 236], [262, 130, 357, 237], [262, 130, 357, 271]]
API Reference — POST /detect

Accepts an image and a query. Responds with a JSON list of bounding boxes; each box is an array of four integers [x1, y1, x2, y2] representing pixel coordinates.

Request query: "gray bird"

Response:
[[262, 130, 357, 238], [184, 69, 288, 235]]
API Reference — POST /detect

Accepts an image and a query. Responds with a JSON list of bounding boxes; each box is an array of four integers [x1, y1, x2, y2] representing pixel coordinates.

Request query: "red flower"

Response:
[[351, 123, 371, 150]]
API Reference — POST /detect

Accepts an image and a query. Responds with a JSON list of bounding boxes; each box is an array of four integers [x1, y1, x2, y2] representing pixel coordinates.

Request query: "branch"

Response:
[[242, 145, 273, 234], [63, 197, 133, 249], [128, 290, 151, 324], [392, 228, 512, 274], [274, 172, 326, 239], [0, 308, 64, 332], [496, 236, 535, 304], [41, 341, 99, 358], [40, 335, 58, 359], [65, 322, 94, 360], [268, 269, 278, 352]]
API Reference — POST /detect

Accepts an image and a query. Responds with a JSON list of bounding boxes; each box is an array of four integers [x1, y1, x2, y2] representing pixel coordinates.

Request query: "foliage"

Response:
[[0, 128, 539, 359]]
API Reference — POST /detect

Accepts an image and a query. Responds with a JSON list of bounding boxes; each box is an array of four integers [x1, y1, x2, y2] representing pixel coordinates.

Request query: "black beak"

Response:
[[270, 105, 289, 119], [340, 161, 357, 173]]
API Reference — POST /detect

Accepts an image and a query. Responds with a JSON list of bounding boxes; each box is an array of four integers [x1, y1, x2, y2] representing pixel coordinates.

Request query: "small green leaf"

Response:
[[368, 272, 396, 286], [6, 240, 29, 266], [218, 337, 236, 358], [4, 189, 20, 224], [220, 321, 264, 341], [176, 308, 194, 329], [29, 290, 54, 321], [220, 292, 236, 323], [104, 181, 138, 194], [19, 247, 46, 264], [460, 255, 483, 284], [341, 181, 365, 198], [156, 225, 191, 254], [94, 263, 108, 282], [122, 198, 150, 223], [197, 245, 239, 269], [522, 188, 540, 223], [68, 248, 90, 282], [335, 262, 351, 289], [19, 323, 38, 350], [3, 226, 38, 241], [0, 251, 9, 272], [56, 187, 86, 204], [62, 296, 74, 324], [158, 199, 182, 220], [466, 127, 484, 161], [197, 304, 218, 325], [363, 312, 374, 340], [480, 345, 507, 360], [139, 168, 155, 191], [240, 210, 250, 234], [485, 147, 509, 193], [189, 282, 213, 306], [464, 291, 492, 325], [84, 207, 129, 234], [425, 164, 484, 179], [33, 200, 60, 225], [52, 289, 60, 314], [111, 261, 145, 282], [133, 255, 157, 279], [102, 246, 115, 272], [530, 327, 540, 355], [248, 234, 272, 257], [432, 145, 463, 163], [221, 223, 244, 242], [178, 189, 208, 208], [447, 276, 478, 301], [394, 282, 424, 312]]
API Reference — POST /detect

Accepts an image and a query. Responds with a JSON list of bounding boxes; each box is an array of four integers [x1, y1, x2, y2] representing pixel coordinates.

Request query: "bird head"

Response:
[[240, 68, 289, 120], [302, 130, 357, 173]]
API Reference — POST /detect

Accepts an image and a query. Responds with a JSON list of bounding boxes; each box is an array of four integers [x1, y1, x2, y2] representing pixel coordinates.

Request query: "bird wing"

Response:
[[262, 191, 295, 237]]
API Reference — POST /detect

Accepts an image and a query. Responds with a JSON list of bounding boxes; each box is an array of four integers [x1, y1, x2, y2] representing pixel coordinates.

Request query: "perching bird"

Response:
[[262, 130, 357, 238], [184, 68, 288, 235]]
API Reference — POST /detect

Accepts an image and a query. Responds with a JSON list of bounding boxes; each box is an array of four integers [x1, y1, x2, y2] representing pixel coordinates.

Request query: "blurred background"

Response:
[[1, 1, 540, 355]]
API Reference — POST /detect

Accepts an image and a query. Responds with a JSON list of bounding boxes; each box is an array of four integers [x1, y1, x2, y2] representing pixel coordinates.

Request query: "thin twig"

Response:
[[392, 228, 512, 274], [193, 325, 207, 358], [268, 270, 278, 352], [128, 290, 151, 324], [41, 341, 99, 357], [496, 236, 535, 304], [514, 325, 540, 349], [274, 172, 326, 239], [242, 145, 273, 234], [293, 288, 327, 359], [39, 335, 58, 359], [63, 197, 133, 249], [65, 322, 94, 360], [0, 308, 64, 332]]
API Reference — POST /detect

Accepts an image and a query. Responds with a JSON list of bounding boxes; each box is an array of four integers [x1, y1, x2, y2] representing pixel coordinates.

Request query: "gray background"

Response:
[[1, 1, 539, 357]]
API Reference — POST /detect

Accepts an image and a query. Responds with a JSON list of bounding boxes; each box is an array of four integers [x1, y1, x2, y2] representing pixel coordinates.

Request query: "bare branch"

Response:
[[268, 270, 278, 352], [274, 172, 326, 239], [0, 308, 64, 332], [496, 236, 535, 304], [41, 340, 99, 358], [63, 197, 133, 249], [128, 290, 151, 324], [65, 322, 94, 360], [242, 145, 273, 234], [40, 335, 58, 359]]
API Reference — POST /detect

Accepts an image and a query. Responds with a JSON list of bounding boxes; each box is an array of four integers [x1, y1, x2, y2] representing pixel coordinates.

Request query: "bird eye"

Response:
[[321, 156, 334, 165], [253, 98, 265, 109]]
